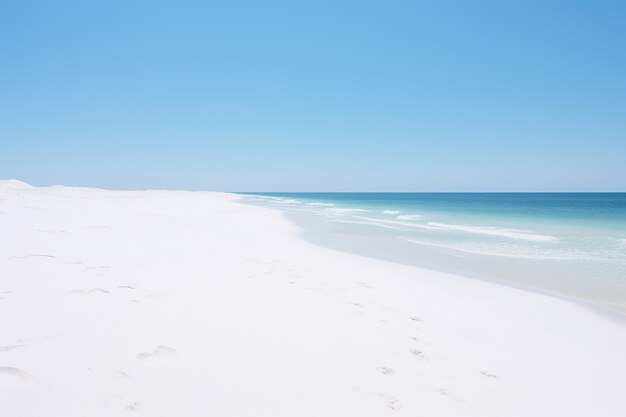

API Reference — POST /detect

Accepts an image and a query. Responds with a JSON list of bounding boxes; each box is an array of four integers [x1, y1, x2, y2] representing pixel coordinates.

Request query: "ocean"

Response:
[[238, 193, 626, 314]]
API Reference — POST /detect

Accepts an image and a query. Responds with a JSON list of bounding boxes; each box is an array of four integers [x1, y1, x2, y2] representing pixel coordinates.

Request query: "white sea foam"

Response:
[[308, 202, 334, 207], [325, 207, 369, 214], [255, 195, 285, 201], [347, 216, 558, 242], [351, 216, 437, 229], [383, 210, 400, 215], [396, 214, 421, 220], [426, 222, 559, 242]]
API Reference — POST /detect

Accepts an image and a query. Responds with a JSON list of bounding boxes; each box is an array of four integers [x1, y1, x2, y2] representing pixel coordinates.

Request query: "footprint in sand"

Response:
[[117, 285, 136, 290], [37, 229, 67, 234], [0, 344, 26, 352], [69, 288, 110, 295], [377, 366, 394, 375], [385, 396, 401, 411], [436, 388, 465, 403], [137, 345, 177, 365], [117, 370, 131, 378], [124, 402, 139, 412], [352, 388, 401, 412], [480, 370, 498, 378], [0, 367, 33, 388], [10, 254, 56, 259], [409, 349, 425, 359], [408, 316, 422, 322]]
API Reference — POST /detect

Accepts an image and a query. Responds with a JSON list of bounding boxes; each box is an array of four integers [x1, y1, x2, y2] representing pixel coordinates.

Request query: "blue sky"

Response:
[[1, 0, 625, 191]]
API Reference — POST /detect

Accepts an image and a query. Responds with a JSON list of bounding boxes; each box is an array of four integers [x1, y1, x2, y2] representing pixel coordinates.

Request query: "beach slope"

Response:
[[1, 180, 625, 416]]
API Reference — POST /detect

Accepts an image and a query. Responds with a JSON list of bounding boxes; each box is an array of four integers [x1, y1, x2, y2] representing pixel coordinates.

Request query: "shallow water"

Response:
[[238, 192, 626, 313]]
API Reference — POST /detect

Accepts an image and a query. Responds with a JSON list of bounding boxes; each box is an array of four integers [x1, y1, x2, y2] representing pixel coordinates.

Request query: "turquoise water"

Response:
[[240, 193, 626, 312]]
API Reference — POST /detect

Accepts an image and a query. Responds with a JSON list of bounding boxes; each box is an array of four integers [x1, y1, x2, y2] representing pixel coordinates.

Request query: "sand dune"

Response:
[[1, 180, 625, 416]]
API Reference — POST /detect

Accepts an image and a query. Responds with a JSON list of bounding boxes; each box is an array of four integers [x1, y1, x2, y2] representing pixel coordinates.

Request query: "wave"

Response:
[[325, 208, 369, 214], [351, 215, 437, 229], [252, 195, 284, 201], [276, 199, 301, 204], [383, 210, 400, 215], [253, 196, 302, 204], [307, 202, 334, 207], [396, 214, 421, 220], [348, 216, 558, 242], [426, 222, 558, 242]]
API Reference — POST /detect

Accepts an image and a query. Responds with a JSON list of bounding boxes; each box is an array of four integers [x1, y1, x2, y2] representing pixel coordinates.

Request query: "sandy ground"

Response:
[[1, 180, 625, 416]]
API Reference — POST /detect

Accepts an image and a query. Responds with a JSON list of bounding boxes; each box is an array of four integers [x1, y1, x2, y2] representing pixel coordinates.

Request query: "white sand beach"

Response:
[[1, 179, 626, 417]]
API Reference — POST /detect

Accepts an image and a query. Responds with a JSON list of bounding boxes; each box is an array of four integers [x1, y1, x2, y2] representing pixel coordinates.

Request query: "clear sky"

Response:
[[1, 0, 625, 191]]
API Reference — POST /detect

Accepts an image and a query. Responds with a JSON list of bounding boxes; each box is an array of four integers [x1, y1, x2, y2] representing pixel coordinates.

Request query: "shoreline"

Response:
[[286, 209, 626, 322], [237, 196, 626, 320], [2, 181, 626, 416]]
